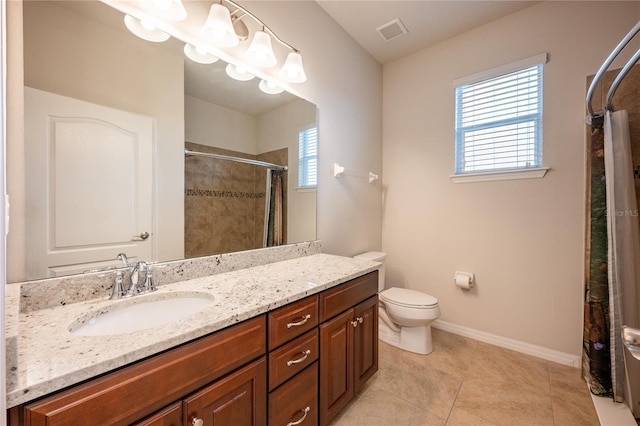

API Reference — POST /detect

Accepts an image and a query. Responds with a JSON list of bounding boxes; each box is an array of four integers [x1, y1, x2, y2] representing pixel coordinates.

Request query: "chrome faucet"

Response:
[[116, 252, 132, 268], [109, 259, 157, 299], [127, 261, 147, 296]]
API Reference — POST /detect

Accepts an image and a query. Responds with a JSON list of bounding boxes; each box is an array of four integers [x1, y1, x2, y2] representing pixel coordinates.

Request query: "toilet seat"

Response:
[[380, 287, 438, 308]]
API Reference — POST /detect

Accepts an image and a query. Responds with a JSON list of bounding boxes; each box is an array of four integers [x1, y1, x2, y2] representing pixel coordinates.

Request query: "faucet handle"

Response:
[[144, 266, 157, 292], [110, 271, 126, 300]]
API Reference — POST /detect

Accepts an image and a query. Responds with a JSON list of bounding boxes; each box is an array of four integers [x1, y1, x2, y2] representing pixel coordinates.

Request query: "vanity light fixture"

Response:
[[278, 51, 307, 84], [213, 0, 308, 83], [143, 0, 187, 21], [225, 63, 255, 81], [122, 0, 307, 93], [258, 79, 284, 95], [123, 14, 170, 43], [245, 30, 277, 68], [201, 3, 240, 47], [184, 43, 219, 64]]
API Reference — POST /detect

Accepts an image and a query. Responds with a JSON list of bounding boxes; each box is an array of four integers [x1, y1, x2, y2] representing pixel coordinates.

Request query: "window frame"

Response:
[[451, 53, 549, 183], [297, 125, 318, 189]]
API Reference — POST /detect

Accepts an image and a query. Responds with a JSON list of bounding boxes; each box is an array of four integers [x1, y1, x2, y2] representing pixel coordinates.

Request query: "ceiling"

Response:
[[316, 1, 541, 64]]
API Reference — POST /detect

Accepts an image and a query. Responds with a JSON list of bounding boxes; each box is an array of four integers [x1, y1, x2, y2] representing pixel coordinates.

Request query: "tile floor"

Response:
[[329, 329, 600, 426]]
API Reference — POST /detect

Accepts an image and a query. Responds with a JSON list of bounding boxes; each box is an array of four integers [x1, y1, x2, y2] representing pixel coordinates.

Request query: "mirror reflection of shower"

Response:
[[184, 143, 288, 258]]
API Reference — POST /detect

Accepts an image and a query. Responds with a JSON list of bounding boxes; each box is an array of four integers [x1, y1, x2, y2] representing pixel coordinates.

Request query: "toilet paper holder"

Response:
[[454, 271, 475, 289]]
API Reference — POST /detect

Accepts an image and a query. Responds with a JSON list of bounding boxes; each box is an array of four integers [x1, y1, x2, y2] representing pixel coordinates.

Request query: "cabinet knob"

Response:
[[351, 320, 359, 328], [192, 417, 204, 426], [357, 316, 364, 324], [287, 314, 311, 329], [287, 406, 310, 426]]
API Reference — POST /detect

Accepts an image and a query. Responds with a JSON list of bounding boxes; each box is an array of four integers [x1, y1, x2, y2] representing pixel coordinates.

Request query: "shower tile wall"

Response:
[[588, 64, 640, 203], [184, 141, 288, 258]]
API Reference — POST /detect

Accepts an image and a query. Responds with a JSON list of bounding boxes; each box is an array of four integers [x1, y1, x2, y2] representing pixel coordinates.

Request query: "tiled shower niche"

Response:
[[185, 141, 288, 258]]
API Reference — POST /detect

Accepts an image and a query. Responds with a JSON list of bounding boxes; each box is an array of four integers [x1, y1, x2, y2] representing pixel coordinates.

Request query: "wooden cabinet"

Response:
[[18, 316, 266, 426], [183, 358, 266, 426], [9, 271, 379, 426], [318, 272, 379, 426], [133, 402, 182, 426]]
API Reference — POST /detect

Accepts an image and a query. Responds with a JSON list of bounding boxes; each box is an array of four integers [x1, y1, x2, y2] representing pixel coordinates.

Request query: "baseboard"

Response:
[[432, 320, 582, 368]]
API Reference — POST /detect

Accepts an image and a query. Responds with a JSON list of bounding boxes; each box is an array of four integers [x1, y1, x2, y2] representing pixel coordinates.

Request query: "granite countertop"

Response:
[[5, 253, 380, 408]]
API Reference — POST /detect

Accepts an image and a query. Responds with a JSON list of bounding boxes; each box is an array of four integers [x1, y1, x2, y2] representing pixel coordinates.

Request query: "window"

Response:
[[454, 56, 545, 176], [298, 126, 317, 187]]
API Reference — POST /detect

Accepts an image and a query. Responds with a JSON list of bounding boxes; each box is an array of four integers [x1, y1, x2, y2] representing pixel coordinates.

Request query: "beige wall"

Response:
[[185, 95, 257, 154], [382, 1, 640, 356]]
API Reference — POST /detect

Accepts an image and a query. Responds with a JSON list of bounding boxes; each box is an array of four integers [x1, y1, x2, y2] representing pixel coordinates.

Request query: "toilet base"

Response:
[[378, 322, 434, 355]]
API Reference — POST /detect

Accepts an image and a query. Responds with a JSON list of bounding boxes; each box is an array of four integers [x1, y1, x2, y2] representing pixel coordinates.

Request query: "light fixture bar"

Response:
[[224, 0, 300, 53]]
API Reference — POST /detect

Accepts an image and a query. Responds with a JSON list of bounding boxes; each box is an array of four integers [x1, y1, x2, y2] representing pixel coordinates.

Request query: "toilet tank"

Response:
[[354, 251, 386, 292]]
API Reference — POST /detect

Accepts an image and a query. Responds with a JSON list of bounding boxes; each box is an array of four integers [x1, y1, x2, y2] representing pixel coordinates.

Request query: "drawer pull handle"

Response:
[[287, 314, 311, 328], [287, 406, 311, 426], [287, 349, 311, 366]]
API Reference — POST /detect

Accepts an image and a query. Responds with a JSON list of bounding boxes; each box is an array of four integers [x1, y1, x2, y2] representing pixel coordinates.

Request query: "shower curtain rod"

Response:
[[184, 149, 288, 171], [587, 19, 640, 119]]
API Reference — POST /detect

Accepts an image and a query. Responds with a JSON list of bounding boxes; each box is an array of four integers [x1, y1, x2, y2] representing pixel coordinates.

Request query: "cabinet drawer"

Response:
[[22, 316, 267, 426], [268, 362, 318, 426], [268, 329, 318, 391], [319, 272, 378, 322], [268, 296, 318, 350]]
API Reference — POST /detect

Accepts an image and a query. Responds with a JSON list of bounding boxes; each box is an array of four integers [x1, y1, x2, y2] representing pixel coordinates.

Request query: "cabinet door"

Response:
[[132, 402, 182, 426], [319, 309, 354, 426], [353, 295, 378, 393], [183, 358, 267, 426]]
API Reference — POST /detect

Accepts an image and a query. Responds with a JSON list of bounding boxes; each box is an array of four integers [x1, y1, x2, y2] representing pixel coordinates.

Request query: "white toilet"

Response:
[[354, 251, 441, 355]]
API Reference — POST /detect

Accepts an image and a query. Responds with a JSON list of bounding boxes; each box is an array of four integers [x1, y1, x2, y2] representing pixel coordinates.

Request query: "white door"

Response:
[[25, 87, 154, 279]]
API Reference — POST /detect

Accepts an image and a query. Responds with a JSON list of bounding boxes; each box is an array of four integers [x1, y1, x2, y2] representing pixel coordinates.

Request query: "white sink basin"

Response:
[[69, 292, 215, 336]]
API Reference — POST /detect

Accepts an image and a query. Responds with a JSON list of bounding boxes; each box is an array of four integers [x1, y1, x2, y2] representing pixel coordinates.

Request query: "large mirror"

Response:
[[10, 0, 317, 282]]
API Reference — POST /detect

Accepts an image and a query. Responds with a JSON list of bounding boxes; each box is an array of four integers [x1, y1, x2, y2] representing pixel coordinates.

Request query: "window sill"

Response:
[[295, 186, 316, 192], [450, 167, 549, 183]]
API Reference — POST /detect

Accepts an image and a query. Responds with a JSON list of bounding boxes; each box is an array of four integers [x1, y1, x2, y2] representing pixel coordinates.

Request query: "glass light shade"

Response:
[[225, 64, 255, 81], [259, 80, 284, 95], [146, 0, 187, 21], [184, 43, 219, 64], [201, 3, 239, 47], [124, 14, 170, 42], [278, 51, 307, 83], [245, 31, 277, 68]]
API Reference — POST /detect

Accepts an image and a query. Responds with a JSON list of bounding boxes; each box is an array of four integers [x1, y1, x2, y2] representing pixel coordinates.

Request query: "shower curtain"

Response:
[[584, 110, 640, 405], [604, 110, 640, 403], [266, 170, 284, 247]]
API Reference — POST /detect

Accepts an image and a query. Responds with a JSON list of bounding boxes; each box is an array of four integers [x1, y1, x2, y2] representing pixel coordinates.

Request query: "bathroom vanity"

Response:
[[5, 251, 380, 426]]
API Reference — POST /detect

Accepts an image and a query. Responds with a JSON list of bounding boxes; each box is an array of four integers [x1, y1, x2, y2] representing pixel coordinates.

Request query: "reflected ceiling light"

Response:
[[259, 79, 284, 95], [278, 51, 307, 83], [124, 14, 170, 42], [184, 43, 219, 64], [245, 30, 277, 68], [225, 63, 255, 81], [201, 3, 239, 47], [144, 0, 187, 21]]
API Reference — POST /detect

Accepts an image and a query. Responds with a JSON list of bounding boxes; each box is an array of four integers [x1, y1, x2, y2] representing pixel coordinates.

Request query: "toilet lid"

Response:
[[380, 287, 438, 308]]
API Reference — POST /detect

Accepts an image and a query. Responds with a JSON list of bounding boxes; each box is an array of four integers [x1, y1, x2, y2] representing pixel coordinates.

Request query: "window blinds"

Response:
[[298, 126, 318, 187], [455, 63, 543, 174]]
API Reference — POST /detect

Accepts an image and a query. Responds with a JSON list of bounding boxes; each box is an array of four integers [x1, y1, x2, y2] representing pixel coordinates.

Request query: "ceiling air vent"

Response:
[[376, 18, 408, 42]]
